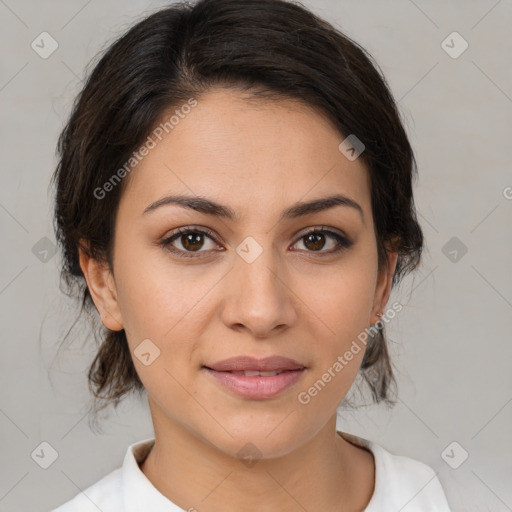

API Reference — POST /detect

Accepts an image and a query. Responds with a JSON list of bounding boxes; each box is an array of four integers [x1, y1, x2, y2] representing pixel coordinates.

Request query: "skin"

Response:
[[80, 87, 398, 512]]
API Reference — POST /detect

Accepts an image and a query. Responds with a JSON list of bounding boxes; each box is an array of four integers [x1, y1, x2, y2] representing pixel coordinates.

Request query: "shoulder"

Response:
[[50, 467, 123, 512], [50, 438, 157, 512], [338, 432, 452, 511], [375, 443, 450, 506]]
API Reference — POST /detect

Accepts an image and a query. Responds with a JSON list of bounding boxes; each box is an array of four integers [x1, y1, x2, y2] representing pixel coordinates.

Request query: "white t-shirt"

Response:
[[51, 432, 452, 511]]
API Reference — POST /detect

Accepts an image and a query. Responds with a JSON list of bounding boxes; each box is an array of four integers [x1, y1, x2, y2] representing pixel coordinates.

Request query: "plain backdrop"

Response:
[[0, 1, 511, 511]]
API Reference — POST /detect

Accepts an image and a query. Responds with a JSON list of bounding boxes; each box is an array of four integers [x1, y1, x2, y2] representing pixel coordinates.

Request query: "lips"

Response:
[[203, 355, 306, 373], [202, 355, 307, 399], [224, 370, 286, 376]]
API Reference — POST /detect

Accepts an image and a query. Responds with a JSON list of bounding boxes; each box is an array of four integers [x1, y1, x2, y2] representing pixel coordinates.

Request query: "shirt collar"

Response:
[[122, 437, 185, 511], [120, 433, 383, 511]]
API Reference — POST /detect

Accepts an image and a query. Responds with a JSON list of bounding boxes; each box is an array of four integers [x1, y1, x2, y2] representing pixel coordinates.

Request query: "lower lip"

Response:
[[203, 368, 306, 399]]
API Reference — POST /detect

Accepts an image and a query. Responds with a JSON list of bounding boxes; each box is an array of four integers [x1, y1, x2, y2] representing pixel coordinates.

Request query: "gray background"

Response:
[[1, 0, 511, 511]]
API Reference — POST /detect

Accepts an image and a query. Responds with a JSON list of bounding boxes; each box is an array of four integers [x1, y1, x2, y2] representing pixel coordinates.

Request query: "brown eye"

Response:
[[293, 228, 353, 254], [160, 226, 353, 259], [160, 227, 219, 258], [179, 232, 205, 252], [303, 231, 327, 251]]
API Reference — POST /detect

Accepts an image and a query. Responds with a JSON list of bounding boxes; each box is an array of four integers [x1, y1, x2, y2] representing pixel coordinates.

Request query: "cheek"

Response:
[[296, 270, 375, 413], [112, 243, 215, 382], [294, 254, 378, 402], [295, 251, 377, 339], [113, 238, 200, 336]]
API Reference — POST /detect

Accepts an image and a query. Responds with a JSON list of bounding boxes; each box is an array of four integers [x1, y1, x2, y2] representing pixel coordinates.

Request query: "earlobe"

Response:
[[78, 242, 124, 331]]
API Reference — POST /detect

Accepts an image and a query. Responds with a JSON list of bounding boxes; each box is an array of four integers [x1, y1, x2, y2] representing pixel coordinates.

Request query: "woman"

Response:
[[50, 0, 451, 510]]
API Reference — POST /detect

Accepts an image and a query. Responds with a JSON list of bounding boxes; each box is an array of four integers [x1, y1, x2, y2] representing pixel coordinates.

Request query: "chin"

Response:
[[201, 421, 307, 462]]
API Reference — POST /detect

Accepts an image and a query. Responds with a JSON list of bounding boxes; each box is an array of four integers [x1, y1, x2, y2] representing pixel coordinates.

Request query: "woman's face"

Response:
[[84, 88, 396, 459]]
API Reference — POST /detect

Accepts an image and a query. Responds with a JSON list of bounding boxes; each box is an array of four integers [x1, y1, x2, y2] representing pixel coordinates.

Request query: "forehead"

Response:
[[118, 88, 372, 222]]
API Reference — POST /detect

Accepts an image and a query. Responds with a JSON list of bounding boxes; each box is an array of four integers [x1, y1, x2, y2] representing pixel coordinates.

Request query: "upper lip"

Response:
[[204, 356, 306, 372]]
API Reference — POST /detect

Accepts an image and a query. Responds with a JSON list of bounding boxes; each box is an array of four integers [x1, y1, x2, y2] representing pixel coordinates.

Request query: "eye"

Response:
[[291, 227, 353, 255], [159, 226, 353, 259], [160, 227, 220, 258]]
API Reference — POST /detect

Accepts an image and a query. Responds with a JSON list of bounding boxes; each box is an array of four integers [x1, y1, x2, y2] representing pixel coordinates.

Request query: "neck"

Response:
[[139, 410, 374, 512]]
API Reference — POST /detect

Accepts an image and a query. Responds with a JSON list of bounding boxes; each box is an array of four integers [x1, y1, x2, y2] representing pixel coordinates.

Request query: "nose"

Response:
[[220, 239, 299, 339]]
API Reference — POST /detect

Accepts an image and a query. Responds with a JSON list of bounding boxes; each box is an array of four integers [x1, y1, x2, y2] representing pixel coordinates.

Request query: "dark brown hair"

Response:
[[51, 0, 423, 421]]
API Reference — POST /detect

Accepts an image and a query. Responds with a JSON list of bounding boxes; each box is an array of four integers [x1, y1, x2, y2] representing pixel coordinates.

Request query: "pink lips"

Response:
[[203, 355, 307, 399]]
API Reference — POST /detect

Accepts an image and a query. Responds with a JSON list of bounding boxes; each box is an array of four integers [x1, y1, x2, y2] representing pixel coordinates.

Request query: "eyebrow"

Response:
[[142, 193, 364, 223]]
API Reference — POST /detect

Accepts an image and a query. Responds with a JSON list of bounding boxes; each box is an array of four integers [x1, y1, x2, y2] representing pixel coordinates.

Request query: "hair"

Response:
[[51, 0, 423, 423]]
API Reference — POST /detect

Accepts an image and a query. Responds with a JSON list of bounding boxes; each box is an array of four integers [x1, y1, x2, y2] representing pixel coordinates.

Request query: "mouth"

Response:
[[203, 354, 306, 373], [203, 368, 298, 376]]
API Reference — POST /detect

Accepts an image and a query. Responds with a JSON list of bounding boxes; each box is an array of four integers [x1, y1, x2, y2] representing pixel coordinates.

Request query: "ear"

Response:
[[370, 244, 399, 325], [78, 241, 124, 331]]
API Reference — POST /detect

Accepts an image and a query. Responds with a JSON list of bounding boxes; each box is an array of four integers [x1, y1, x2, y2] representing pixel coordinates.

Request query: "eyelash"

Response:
[[159, 226, 353, 259]]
